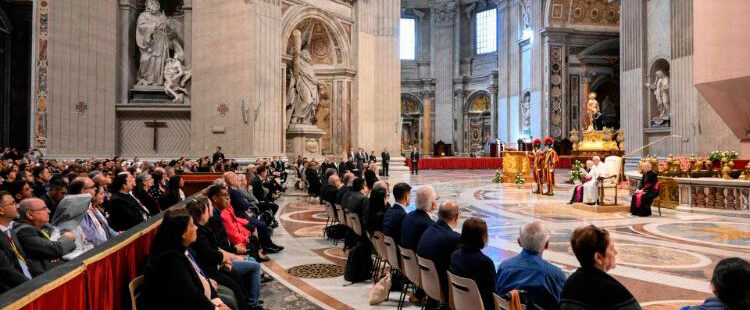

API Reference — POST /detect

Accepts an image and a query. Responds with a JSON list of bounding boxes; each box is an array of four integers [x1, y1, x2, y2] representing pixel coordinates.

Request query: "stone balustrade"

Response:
[[626, 172, 750, 211]]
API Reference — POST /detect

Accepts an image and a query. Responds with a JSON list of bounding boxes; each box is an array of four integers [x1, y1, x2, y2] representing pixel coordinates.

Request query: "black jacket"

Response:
[[108, 192, 148, 232], [13, 223, 76, 276], [137, 248, 217, 310], [305, 168, 322, 196], [251, 175, 270, 202], [191, 225, 224, 279], [449, 248, 497, 310], [382, 203, 408, 245], [381, 152, 391, 163], [416, 220, 460, 298], [133, 187, 160, 215], [399, 209, 434, 250], [0, 226, 29, 293]]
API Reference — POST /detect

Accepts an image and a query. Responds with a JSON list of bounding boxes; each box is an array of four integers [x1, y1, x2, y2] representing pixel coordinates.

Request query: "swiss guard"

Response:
[[542, 136, 559, 195], [530, 138, 544, 194]]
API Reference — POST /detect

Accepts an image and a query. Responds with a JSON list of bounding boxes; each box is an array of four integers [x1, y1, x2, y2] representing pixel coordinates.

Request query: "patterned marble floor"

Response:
[[262, 170, 750, 310]]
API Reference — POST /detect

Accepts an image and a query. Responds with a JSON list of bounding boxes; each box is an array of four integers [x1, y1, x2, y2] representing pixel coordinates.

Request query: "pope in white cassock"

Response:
[[582, 156, 608, 204]]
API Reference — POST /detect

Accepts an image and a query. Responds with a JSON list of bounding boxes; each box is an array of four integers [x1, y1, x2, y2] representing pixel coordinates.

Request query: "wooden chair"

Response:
[[128, 275, 145, 310], [335, 204, 348, 228], [371, 231, 389, 280], [598, 156, 623, 205], [447, 271, 484, 310], [383, 235, 407, 309], [417, 256, 446, 306], [323, 201, 337, 239], [398, 246, 421, 309]]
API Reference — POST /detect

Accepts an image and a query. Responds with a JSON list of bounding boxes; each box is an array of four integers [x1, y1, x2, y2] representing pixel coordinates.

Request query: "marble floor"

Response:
[[261, 170, 750, 310]]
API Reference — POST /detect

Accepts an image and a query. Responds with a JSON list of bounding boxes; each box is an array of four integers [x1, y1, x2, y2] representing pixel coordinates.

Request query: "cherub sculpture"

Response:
[[163, 56, 191, 103]]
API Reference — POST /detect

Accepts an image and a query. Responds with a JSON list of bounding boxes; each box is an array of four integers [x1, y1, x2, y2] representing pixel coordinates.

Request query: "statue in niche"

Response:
[[520, 92, 531, 135], [286, 29, 321, 127], [586, 92, 600, 131], [135, 0, 183, 86], [646, 70, 670, 126], [163, 55, 191, 103]]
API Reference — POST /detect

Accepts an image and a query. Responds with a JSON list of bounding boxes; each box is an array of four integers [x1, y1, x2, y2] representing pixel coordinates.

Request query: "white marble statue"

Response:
[[163, 56, 191, 103], [136, 0, 180, 86], [286, 29, 321, 127], [520, 93, 531, 133], [646, 70, 670, 124]]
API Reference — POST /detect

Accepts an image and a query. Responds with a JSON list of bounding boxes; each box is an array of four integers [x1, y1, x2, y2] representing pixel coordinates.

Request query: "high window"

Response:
[[400, 18, 416, 60], [475, 9, 497, 54]]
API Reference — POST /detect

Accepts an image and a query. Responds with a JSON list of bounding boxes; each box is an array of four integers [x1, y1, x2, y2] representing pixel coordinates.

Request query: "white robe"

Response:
[[582, 163, 608, 203]]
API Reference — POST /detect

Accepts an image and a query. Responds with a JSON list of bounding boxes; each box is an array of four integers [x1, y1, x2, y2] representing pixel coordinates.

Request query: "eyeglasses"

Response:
[[27, 207, 49, 212], [0, 202, 17, 208]]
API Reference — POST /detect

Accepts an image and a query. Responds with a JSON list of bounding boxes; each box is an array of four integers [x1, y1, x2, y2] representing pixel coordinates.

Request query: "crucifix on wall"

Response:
[[144, 120, 167, 152]]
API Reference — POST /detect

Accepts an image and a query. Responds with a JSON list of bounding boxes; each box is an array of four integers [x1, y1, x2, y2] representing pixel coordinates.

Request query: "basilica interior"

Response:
[[0, 0, 749, 310]]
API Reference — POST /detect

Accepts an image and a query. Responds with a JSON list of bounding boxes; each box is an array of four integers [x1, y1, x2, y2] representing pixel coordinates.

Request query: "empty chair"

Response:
[[447, 271, 484, 310], [129, 275, 145, 310], [323, 201, 337, 238], [371, 231, 389, 279], [383, 235, 401, 271], [417, 256, 446, 305]]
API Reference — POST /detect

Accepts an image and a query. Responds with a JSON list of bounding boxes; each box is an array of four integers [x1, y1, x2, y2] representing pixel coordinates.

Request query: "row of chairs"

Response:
[[320, 200, 525, 310]]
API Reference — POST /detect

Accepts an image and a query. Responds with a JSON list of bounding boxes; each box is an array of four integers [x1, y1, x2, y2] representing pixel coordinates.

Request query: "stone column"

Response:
[[581, 70, 594, 131], [117, 0, 137, 104], [431, 2, 456, 145], [182, 0, 192, 106], [421, 93, 432, 155]]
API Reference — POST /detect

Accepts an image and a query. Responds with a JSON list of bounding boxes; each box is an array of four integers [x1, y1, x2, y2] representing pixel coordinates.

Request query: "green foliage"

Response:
[[514, 172, 525, 184], [570, 160, 584, 183], [492, 169, 502, 183]]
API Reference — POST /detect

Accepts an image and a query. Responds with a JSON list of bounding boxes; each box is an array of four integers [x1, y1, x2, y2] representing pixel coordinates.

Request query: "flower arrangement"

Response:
[[570, 160, 584, 183], [492, 169, 502, 183], [723, 151, 739, 161], [708, 151, 724, 162], [514, 172, 525, 185]]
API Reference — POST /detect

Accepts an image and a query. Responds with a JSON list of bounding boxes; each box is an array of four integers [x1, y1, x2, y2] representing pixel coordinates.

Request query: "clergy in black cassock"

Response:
[[630, 162, 658, 217]]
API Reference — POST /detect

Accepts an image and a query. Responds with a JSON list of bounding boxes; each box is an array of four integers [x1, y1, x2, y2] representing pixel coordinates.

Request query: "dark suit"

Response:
[[320, 184, 338, 208], [13, 223, 76, 276], [364, 169, 378, 190], [305, 168, 322, 197], [335, 186, 350, 206], [381, 151, 390, 176], [416, 220, 460, 299], [212, 151, 225, 164], [363, 201, 390, 235], [449, 248, 497, 310], [192, 224, 248, 310], [382, 203, 408, 245], [0, 226, 30, 293], [251, 175, 270, 202], [108, 192, 148, 232], [41, 194, 60, 217], [138, 248, 218, 310], [134, 187, 160, 215], [32, 181, 46, 199], [345, 191, 367, 220], [410, 151, 420, 175], [399, 209, 433, 250], [337, 161, 348, 176]]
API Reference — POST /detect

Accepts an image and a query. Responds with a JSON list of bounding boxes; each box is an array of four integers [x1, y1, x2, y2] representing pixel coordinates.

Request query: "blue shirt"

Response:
[[495, 249, 566, 310]]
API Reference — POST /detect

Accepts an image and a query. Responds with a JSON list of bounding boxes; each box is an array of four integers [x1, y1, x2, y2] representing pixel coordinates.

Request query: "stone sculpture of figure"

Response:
[[163, 56, 191, 103], [586, 92, 600, 131], [286, 29, 321, 127], [520, 92, 531, 133], [136, 0, 174, 86], [646, 70, 670, 124]]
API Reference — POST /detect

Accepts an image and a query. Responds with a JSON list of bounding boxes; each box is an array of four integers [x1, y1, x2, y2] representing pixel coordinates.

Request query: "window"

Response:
[[400, 18, 416, 60], [475, 9, 497, 54]]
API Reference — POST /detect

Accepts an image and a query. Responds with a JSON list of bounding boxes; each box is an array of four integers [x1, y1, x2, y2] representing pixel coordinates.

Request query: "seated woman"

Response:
[[160, 175, 185, 210], [137, 208, 231, 310], [560, 225, 640, 310], [186, 196, 265, 310], [568, 160, 594, 204], [448, 218, 496, 309], [630, 162, 658, 217], [681, 257, 750, 310]]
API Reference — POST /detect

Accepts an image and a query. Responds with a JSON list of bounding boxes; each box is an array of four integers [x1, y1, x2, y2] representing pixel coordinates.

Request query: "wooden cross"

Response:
[[144, 120, 167, 152]]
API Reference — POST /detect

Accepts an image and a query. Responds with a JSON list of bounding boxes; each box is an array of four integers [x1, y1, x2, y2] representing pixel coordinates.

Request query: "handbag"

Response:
[[368, 272, 392, 305]]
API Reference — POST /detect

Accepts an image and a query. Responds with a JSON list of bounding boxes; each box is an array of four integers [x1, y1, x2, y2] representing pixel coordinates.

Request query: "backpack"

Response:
[[344, 242, 372, 283], [325, 224, 348, 240]]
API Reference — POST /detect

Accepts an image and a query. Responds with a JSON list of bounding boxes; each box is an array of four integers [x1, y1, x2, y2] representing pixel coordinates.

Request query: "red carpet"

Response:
[[404, 157, 574, 170]]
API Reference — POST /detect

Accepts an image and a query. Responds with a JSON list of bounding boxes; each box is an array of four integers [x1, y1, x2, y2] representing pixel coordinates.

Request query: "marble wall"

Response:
[[44, 0, 118, 158]]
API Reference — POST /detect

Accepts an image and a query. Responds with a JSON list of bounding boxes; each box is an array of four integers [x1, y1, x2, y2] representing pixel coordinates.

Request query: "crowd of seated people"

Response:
[[0, 148, 286, 307], [322, 176, 750, 310]]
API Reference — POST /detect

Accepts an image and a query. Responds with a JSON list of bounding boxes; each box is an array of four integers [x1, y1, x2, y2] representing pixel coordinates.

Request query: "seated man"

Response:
[[382, 182, 412, 245], [630, 161, 658, 217], [14, 198, 77, 276], [568, 160, 594, 204], [335, 173, 355, 206], [0, 191, 32, 292], [681, 257, 750, 310], [416, 200, 460, 304], [399, 185, 437, 251], [40, 176, 67, 216], [582, 156, 607, 205], [320, 175, 341, 209], [496, 221, 565, 310], [344, 178, 367, 219]]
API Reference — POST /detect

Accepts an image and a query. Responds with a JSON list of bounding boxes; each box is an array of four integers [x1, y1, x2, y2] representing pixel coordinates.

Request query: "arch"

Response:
[[464, 90, 491, 115], [577, 38, 619, 57], [400, 93, 423, 115], [282, 6, 353, 68]]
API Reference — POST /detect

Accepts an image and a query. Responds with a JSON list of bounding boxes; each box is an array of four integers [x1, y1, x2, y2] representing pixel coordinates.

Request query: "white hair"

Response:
[[415, 185, 436, 211], [519, 221, 549, 253]]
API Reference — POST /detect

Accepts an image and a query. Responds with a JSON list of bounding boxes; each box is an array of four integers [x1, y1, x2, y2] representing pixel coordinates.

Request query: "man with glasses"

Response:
[[13, 198, 76, 276], [0, 191, 32, 293]]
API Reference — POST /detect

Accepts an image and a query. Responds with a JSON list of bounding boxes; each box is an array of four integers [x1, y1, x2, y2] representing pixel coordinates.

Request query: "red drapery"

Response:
[[12, 224, 159, 310], [404, 157, 574, 170]]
